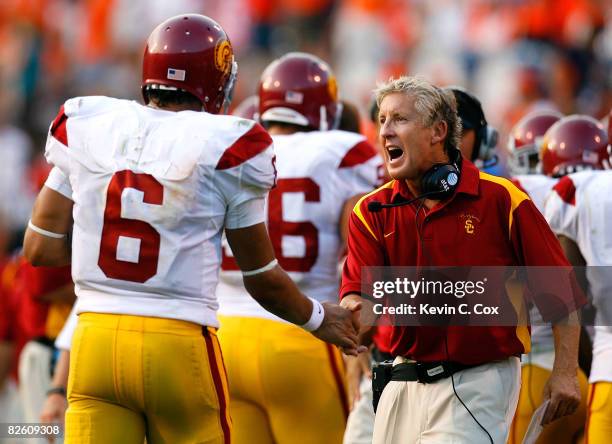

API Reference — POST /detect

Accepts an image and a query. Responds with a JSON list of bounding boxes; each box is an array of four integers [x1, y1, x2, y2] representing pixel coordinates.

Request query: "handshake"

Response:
[[310, 298, 369, 356]]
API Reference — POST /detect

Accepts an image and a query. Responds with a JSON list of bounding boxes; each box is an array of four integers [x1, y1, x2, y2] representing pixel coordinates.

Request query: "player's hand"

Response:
[[312, 302, 365, 355], [40, 392, 67, 443], [345, 350, 372, 410], [541, 370, 581, 425]]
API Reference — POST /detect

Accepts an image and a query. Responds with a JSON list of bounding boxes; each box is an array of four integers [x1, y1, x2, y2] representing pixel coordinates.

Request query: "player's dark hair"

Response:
[[338, 101, 362, 134], [144, 86, 202, 109], [369, 98, 379, 125]]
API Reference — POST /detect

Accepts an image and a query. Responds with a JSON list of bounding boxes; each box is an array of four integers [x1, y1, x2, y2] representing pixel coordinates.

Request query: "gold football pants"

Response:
[[218, 316, 348, 444], [508, 364, 588, 444], [65, 313, 231, 444], [585, 382, 612, 444]]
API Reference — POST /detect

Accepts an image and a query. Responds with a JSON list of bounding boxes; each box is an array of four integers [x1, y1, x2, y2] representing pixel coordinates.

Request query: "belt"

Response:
[[33, 336, 55, 348], [372, 346, 393, 363], [391, 359, 481, 384]]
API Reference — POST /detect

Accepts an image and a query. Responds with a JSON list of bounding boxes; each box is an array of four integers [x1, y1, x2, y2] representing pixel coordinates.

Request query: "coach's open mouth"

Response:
[[386, 145, 404, 161]]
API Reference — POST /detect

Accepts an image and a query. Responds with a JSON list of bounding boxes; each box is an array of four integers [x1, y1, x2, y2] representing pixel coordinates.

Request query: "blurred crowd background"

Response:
[[0, 0, 610, 250]]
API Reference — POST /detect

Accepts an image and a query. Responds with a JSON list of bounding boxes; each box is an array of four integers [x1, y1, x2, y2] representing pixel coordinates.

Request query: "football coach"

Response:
[[339, 76, 583, 443]]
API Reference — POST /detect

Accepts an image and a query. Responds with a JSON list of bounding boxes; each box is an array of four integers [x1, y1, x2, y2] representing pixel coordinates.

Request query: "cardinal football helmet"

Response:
[[142, 14, 237, 114], [507, 110, 563, 175], [258, 52, 340, 131], [541, 114, 610, 177]]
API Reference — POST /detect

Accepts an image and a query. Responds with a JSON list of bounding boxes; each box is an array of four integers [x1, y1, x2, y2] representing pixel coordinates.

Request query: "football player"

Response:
[[508, 114, 609, 444], [23, 16, 361, 444], [216, 52, 382, 444], [231, 95, 258, 120], [507, 110, 563, 209], [543, 114, 611, 443]]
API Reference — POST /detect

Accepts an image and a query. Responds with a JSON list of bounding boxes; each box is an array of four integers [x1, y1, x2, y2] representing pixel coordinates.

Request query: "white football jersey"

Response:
[[55, 304, 78, 351], [44, 96, 276, 328], [511, 174, 558, 366], [217, 130, 383, 321], [544, 170, 612, 382], [511, 174, 558, 213]]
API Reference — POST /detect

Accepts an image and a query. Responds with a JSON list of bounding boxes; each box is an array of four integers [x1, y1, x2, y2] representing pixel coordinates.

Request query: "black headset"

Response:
[[368, 148, 462, 213], [420, 148, 461, 200]]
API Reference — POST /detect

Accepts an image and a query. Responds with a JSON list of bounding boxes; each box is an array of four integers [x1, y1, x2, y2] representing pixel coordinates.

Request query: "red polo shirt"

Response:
[[340, 160, 583, 365], [15, 259, 73, 341]]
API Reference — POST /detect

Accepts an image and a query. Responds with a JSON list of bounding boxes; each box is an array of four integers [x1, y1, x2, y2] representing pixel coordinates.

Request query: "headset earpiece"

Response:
[[477, 125, 499, 162], [420, 149, 461, 200]]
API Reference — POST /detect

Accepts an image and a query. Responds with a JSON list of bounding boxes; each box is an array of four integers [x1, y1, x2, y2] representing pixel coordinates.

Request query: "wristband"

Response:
[[28, 220, 67, 239], [46, 387, 66, 397], [300, 298, 325, 332]]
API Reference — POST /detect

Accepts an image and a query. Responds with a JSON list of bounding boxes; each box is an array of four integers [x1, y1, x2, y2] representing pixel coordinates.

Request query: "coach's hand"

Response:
[[313, 302, 366, 356], [541, 370, 581, 425], [345, 350, 372, 409]]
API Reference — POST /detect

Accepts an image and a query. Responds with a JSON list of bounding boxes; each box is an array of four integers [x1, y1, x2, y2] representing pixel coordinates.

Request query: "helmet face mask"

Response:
[[221, 60, 238, 113], [142, 14, 237, 114], [507, 138, 540, 175], [507, 110, 563, 176], [258, 52, 340, 131], [540, 114, 609, 177]]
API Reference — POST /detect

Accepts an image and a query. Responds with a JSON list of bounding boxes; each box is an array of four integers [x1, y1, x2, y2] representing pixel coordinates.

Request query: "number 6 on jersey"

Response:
[[98, 170, 163, 283]]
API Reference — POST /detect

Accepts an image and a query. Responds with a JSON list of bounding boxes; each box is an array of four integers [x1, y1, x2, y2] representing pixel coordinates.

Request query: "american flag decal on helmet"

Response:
[[285, 91, 303, 104], [167, 68, 186, 81]]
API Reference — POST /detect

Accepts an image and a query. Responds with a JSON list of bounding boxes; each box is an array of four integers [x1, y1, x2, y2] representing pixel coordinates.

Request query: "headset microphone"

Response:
[[367, 192, 441, 213]]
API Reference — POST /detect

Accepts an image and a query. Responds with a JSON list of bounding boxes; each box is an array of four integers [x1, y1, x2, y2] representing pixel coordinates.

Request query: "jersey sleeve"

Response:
[[340, 199, 385, 300], [543, 176, 578, 241], [338, 140, 384, 196], [54, 305, 78, 351], [44, 103, 71, 176], [215, 123, 276, 229], [44, 167, 73, 200], [511, 199, 586, 321]]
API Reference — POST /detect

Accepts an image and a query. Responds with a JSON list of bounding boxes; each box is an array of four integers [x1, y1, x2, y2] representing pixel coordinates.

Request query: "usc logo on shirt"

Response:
[[460, 213, 480, 235], [465, 219, 475, 234]]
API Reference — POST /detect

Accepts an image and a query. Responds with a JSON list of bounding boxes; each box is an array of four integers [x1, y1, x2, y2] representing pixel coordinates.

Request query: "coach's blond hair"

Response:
[[375, 76, 462, 154]]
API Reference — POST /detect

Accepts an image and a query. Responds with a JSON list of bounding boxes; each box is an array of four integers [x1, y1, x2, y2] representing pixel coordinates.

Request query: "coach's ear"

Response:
[[431, 120, 448, 146]]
